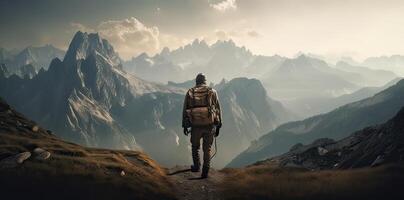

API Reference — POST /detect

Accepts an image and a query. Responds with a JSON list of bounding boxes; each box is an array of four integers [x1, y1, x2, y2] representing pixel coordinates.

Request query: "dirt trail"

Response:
[[167, 166, 225, 200]]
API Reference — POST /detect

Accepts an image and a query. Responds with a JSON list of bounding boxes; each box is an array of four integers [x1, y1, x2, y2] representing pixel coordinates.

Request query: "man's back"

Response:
[[181, 73, 222, 178], [182, 84, 221, 128]]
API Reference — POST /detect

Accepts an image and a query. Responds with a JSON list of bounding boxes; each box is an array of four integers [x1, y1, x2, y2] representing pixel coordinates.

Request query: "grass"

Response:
[[0, 118, 176, 200], [219, 164, 404, 200]]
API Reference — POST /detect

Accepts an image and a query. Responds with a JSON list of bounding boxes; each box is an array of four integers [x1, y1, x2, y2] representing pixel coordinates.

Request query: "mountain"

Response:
[[336, 61, 397, 87], [0, 31, 294, 168], [124, 39, 284, 84], [0, 98, 175, 200], [211, 78, 294, 166], [283, 78, 402, 118], [261, 55, 362, 101], [361, 55, 404, 76], [228, 79, 404, 167], [0, 31, 179, 150], [111, 77, 294, 168], [0, 44, 65, 77], [261, 55, 399, 119], [257, 106, 404, 170]]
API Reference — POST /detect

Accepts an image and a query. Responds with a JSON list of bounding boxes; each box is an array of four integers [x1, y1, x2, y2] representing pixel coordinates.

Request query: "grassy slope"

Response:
[[0, 99, 175, 200], [219, 164, 404, 200]]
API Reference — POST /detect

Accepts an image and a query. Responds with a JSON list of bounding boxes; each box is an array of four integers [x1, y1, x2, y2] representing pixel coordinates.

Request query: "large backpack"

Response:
[[186, 86, 216, 126]]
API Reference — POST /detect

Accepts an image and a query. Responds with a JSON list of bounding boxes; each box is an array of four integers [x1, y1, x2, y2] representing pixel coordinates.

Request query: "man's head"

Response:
[[196, 73, 206, 85]]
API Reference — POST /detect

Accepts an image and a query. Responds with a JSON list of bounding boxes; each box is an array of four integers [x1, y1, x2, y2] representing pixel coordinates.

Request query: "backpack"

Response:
[[186, 86, 216, 126]]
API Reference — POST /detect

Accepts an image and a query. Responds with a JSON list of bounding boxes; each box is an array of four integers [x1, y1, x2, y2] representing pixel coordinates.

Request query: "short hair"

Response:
[[196, 73, 206, 85]]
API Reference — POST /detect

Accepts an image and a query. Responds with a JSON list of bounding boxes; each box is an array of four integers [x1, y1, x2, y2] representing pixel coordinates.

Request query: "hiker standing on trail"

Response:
[[182, 73, 222, 178]]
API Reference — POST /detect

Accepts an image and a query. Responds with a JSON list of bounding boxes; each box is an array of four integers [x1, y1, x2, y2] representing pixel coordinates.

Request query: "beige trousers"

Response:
[[190, 126, 214, 168]]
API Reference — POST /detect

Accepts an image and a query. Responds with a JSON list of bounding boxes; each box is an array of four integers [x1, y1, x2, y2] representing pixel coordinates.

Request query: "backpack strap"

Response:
[[191, 88, 195, 108], [206, 87, 212, 107]]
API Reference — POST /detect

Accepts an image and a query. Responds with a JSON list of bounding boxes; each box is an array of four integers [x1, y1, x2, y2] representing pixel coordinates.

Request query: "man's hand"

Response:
[[215, 126, 220, 137], [215, 122, 222, 129], [183, 127, 190, 136]]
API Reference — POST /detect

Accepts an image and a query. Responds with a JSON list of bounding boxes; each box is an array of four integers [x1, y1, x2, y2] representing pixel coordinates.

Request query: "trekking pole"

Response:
[[210, 136, 217, 160]]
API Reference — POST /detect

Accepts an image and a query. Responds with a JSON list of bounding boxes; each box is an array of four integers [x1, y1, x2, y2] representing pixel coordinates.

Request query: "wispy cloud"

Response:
[[70, 17, 185, 60], [210, 0, 237, 12]]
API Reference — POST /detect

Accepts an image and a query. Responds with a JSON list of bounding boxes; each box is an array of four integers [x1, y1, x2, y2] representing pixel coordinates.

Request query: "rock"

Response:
[[120, 170, 126, 176], [371, 155, 385, 167], [33, 148, 51, 160], [36, 151, 51, 160], [290, 143, 304, 151], [0, 152, 31, 168], [312, 138, 335, 146], [16, 152, 31, 163], [32, 125, 39, 132], [317, 147, 329, 156]]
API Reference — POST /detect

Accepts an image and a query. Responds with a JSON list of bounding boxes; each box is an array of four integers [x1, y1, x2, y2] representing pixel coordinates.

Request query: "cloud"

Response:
[[96, 17, 160, 60], [210, 0, 237, 12], [247, 30, 260, 38], [70, 17, 192, 60]]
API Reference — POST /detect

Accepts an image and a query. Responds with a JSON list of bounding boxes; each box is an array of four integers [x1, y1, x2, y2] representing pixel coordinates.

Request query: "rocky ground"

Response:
[[167, 166, 225, 200]]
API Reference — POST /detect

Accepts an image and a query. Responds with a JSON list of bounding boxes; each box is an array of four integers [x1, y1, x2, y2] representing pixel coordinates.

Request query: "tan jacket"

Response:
[[182, 84, 222, 128]]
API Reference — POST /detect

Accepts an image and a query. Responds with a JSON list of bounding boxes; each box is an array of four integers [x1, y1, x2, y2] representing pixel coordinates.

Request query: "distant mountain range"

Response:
[[228, 78, 404, 167], [283, 77, 402, 118], [362, 55, 404, 76], [124, 40, 399, 119], [124, 39, 283, 84], [0, 45, 65, 78], [0, 31, 294, 168]]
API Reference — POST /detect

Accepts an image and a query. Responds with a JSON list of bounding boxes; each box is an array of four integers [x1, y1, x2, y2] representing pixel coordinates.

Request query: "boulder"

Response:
[[16, 152, 31, 163], [33, 148, 51, 160], [371, 155, 385, 167], [0, 152, 31, 168], [317, 147, 329, 156], [32, 125, 39, 132]]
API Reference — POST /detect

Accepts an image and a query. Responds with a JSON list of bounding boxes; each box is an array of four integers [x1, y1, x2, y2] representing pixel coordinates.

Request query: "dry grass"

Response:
[[219, 164, 404, 200], [0, 128, 175, 200]]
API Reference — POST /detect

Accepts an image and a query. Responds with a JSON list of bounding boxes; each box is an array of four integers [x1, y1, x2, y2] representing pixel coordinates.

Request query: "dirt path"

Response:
[[167, 166, 225, 200]]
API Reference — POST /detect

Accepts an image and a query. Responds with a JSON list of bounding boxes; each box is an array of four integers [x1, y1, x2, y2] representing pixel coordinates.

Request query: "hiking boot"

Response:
[[191, 165, 200, 172], [201, 166, 209, 178]]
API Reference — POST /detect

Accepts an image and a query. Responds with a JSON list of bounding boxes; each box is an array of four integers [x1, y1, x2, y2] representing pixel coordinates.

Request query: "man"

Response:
[[182, 73, 222, 178]]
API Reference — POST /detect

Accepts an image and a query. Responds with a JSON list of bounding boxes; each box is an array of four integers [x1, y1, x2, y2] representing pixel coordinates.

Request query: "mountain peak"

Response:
[[64, 31, 121, 66]]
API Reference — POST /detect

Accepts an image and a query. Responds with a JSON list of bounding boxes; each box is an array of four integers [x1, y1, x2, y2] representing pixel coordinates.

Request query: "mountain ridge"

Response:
[[228, 79, 404, 167]]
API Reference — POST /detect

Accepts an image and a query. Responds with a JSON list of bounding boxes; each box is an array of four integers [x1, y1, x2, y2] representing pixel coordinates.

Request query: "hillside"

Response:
[[255, 106, 404, 170], [228, 79, 404, 167], [0, 98, 175, 200], [220, 164, 404, 200], [2, 96, 403, 200], [220, 106, 404, 200]]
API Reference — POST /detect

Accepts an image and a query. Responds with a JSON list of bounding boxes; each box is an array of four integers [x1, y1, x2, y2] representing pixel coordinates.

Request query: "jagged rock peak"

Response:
[[64, 31, 121, 66]]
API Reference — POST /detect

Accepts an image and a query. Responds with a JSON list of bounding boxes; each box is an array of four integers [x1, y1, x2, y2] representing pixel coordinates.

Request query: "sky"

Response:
[[1, 0, 404, 61]]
